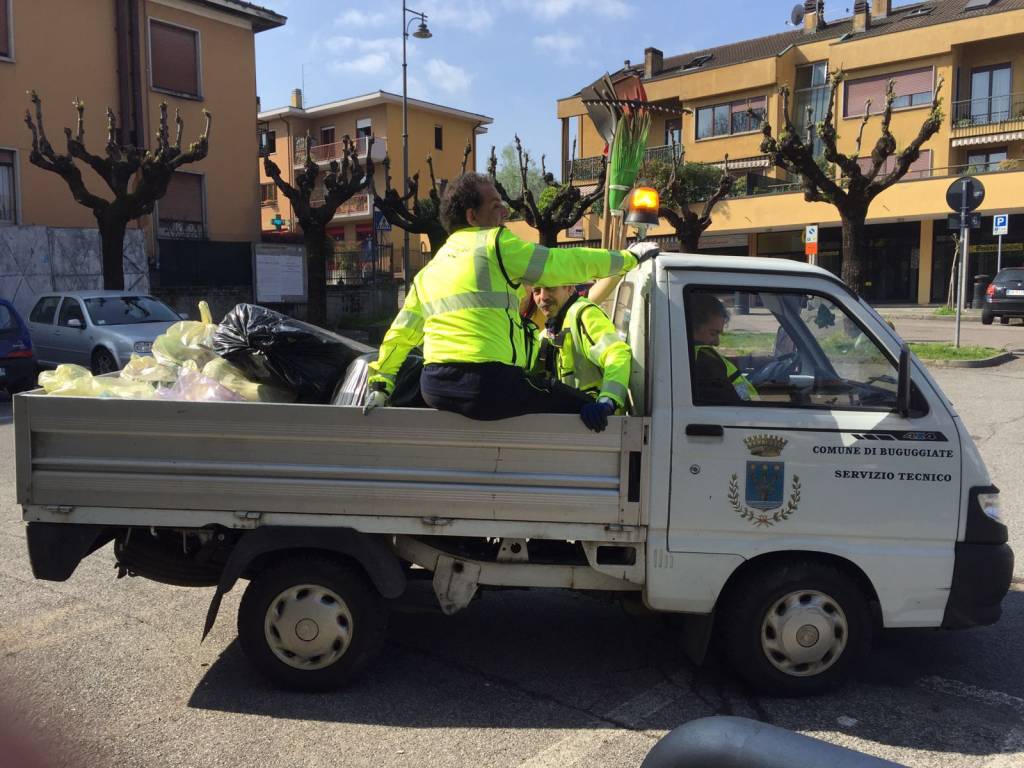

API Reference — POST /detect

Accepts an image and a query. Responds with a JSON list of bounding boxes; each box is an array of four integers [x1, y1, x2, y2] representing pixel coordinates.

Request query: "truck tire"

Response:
[[237, 557, 387, 691], [720, 561, 871, 696]]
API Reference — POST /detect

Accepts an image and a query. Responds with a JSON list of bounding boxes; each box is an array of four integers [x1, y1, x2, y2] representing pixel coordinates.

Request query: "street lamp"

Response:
[[402, 3, 431, 294]]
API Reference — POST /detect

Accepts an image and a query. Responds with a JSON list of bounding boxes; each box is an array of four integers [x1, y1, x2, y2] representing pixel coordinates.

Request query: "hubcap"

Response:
[[761, 589, 848, 677], [264, 584, 354, 670]]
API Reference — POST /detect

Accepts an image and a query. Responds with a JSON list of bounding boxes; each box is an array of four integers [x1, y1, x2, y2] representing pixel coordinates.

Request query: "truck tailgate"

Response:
[[15, 396, 644, 528]]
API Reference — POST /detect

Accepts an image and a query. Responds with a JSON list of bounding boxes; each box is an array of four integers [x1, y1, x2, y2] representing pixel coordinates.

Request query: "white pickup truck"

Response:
[[16, 255, 1012, 696]]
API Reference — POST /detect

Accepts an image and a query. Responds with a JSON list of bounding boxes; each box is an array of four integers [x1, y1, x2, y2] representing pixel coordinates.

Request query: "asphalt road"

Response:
[[885, 317, 1024, 350], [1, 359, 1023, 768]]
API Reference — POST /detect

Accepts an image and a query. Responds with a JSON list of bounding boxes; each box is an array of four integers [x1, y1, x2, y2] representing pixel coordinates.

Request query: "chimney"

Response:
[[804, 0, 825, 33], [624, 59, 631, 69], [290, 88, 303, 109], [871, 0, 891, 19], [644, 47, 664, 79], [853, 0, 869, 32]]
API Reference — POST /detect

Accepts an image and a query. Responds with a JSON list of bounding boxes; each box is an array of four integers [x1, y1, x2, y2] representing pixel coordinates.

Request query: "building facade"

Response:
[[257, 91, 492, 280], [0, 0, 284, 311], [557, 0, 1024, 304]]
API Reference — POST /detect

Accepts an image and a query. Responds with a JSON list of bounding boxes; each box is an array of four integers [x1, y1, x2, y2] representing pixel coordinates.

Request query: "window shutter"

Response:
[[845, 68, 932, 116], [0, 2, 10, 57], [161, 172, 204, 222], [151, 21, 199, 96]]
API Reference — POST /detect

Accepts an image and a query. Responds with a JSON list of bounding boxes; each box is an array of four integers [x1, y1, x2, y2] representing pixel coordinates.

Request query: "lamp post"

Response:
[[402, 3, 431, 294]]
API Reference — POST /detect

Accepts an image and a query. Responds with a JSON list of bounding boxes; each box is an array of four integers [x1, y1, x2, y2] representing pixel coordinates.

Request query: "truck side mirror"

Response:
[[896, 343, 912, 418]]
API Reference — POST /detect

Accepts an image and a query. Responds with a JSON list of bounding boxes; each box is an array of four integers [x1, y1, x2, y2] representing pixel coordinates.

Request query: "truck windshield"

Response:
[[84, 296, 180, 326]]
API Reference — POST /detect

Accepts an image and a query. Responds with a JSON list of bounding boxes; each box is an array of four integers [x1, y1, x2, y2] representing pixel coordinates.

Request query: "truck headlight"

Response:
[[978, 492, 1002, 523], [134, 341, 152, 355]]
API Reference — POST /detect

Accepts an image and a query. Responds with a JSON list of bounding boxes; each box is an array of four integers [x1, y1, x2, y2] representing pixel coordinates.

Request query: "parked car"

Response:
[[27, 291, 183, 373], [0, 299, 38, 394], [982, 268, 1024, 325]]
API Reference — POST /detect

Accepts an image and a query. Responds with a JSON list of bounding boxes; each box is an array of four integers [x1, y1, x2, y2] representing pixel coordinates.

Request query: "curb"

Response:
[[881, 313, 983, 323], [919, 352, 1018, 368]]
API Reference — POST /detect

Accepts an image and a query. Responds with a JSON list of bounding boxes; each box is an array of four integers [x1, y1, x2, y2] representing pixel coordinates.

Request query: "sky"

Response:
[[253, 1, 872, 177]]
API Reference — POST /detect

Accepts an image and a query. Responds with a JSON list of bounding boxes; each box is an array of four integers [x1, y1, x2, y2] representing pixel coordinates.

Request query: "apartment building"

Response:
[[558, 0, 1024, 304], [257, 90, 492, 277], [0, 0, 284, 310]]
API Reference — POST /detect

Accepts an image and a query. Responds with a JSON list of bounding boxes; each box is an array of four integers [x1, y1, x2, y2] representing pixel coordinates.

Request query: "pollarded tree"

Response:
[[488, 136, 605, 248], [759, 69, 943, 294], [263, 133, 371, 326], [646, 147, 733, 252], [24, 91, 210, 290], [368, 143, 472, 255]]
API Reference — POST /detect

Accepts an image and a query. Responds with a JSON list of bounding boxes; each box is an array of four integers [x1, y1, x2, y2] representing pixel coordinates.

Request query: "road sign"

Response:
[[374, 210, 391, 232], [945, 177, 985, 213], [994, 214, 1009, 236], [270, 214, 285, 231], [804, 225, 818, 244], [947, 213, 981, 230]]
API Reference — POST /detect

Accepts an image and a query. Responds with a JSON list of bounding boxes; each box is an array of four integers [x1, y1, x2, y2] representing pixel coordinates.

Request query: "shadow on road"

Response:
[[187, 586, 1022, 758]]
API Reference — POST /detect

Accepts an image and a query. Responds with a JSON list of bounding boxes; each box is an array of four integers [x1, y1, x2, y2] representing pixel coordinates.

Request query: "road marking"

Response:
[[917, 675, 1024, 715], [515, 681, 680, 768]]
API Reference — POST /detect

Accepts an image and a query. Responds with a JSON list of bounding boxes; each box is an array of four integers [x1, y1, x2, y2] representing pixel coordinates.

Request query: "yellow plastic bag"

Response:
[[39, 364, 155, 399], [152, 300, 217, 369], [202, 358, 295, 403], [121, 354, 178, 384]]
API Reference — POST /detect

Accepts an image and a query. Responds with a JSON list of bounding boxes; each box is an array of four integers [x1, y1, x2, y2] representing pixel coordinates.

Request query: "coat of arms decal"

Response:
[[728, 435, 801, 527]]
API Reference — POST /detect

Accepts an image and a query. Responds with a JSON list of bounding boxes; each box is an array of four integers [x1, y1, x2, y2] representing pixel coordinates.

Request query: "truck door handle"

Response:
[[686, 423, 723, 437]]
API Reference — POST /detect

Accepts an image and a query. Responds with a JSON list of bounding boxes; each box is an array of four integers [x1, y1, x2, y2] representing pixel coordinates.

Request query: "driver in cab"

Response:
[[690, 293, 758, 405]]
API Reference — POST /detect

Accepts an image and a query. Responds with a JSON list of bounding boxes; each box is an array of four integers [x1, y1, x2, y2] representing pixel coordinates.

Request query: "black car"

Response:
[[0, 299, 38, 394], [982, 268, 1024, 325]]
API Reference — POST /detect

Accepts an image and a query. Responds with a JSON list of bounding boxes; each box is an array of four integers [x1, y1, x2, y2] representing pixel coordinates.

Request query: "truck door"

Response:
[[666, 273, 959, 617]]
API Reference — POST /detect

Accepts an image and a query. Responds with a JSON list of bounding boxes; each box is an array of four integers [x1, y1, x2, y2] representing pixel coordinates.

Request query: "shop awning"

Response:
[[713, 155, 770, 170], [951, 131, 1024, 147]]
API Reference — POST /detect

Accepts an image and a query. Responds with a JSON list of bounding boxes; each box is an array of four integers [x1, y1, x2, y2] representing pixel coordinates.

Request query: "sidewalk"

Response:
[[874, 304, 983, 323]]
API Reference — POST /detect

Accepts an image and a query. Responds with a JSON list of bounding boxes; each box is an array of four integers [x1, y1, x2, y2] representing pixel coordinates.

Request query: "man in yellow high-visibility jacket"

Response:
[[531, 284, 632, 432], [363, 173, 657, 428], [690, 293, 758, 405]]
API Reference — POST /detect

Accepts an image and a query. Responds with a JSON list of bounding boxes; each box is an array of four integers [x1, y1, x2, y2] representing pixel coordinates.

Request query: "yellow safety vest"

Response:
[[368, 227, 635, 393], [694, 345, 758, 401], [547, 297, 632, 408]]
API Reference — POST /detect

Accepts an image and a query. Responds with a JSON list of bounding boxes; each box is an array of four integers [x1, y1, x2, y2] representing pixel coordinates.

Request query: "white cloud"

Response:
[[330, 52, 391, 76], [506, 0, 632, 20], [420, 0, 495, 33], [424, 58, 472, 97], [334, 9, 389, 27], [533, 33, 583, 60]]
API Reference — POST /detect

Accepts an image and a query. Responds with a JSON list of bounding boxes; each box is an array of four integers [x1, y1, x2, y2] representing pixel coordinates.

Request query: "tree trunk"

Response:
[[839, 212, 868, 296], [303, 226, 329, 328], [537, 227, 559, 248], [679, 218, 701, 253], [96, 211, 128, 290]]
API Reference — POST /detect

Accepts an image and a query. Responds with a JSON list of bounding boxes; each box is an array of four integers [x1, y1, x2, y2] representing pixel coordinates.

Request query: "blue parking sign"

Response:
[[994, 214, 1008, 236]]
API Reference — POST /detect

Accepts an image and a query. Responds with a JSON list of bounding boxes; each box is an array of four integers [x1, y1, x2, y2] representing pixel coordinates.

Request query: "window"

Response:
[[696, 97, 766, 139], [844, 67, 933, 117], [84, 296, 178, 326], [259, 128, 276, 155], [260, 182, 278, 205], [664, 118, 681, 147], [856, 149, 933, 180], [0, 148, 15, 224], [158, 172, 205, 239], [355, 118, 372, 138], [57, 298, 85, 328], [966, 148, 1008, 173], [150, 20, 200, 98], [685, 287, 908, 413], [434, 125, 443, 151], [970, 65, 1012, 124], [320, 126, 335, 146], [796, 62, 829, 90], [0, 0, 11, 58], [30, 297, 60, 324]]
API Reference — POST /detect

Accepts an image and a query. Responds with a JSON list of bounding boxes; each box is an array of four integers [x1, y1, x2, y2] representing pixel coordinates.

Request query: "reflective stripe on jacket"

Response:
[[551, 297, 632, 408], [367, 227, 635, 393], [694, 344, 758, 401]]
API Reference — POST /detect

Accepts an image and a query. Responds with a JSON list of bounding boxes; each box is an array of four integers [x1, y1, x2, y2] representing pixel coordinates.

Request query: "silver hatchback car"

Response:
[[27, 291, 184, 374]]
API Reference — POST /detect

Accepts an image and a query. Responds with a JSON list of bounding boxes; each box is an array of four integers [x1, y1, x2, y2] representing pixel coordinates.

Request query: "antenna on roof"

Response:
[[789, 3, 805, 25]]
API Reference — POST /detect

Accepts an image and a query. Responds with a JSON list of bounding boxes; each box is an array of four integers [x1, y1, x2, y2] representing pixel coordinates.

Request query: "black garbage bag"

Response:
[[213, 304, 371, 403], [331, 352, 425, 408]]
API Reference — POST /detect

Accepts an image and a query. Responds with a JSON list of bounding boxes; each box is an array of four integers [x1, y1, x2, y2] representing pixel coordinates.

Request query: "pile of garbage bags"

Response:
[[38, 302, 368, 404]]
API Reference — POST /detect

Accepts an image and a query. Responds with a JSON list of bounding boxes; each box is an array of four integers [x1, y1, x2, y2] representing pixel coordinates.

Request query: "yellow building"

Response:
[[0, 0, 284, 307], [557, 0, 1024, 304], [257, 90, 492, 278]]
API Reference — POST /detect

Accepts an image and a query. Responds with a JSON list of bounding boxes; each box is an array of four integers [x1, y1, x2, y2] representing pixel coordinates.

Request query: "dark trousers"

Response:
[[420, 362, 589, 421]]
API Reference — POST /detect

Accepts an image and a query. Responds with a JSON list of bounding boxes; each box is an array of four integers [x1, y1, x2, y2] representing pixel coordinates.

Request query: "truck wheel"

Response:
[[237, 557, 386, 691], [721, 561, 871, 696], [981, 310, 994, 325]]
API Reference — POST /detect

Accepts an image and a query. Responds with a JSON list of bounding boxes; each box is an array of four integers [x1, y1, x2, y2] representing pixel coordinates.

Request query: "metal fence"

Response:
[[327, 242, 394, 286], [952, 93, 1024, 127]]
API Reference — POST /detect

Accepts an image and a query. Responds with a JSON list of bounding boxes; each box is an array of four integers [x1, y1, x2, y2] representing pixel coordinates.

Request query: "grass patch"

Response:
[[909, 342, 1004, 360], [932, 306, 955, 317], [720, 330, 775, 356]]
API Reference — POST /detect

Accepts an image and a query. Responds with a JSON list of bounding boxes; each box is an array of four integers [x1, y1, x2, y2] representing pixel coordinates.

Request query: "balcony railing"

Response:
[[294, 136, 386, 165], [307, 191, 372, 218], [563, 144, 684, 181], [952, 93, 1024, 128]]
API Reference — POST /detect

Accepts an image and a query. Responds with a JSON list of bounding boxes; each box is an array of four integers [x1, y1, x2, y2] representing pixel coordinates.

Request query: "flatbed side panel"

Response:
[[14, 393, 34, 505], [20, 397, 633, 526]]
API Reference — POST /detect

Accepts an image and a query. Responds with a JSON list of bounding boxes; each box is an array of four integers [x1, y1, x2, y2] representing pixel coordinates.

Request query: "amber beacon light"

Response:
[[626, 186, 660, 228]]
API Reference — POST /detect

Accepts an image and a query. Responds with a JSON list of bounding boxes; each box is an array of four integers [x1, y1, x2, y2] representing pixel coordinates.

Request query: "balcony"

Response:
[[294, 136, 387, 166], [951, 93, 1024, 140], [563, 144, 683, 181], [307, 191, 372, 219]]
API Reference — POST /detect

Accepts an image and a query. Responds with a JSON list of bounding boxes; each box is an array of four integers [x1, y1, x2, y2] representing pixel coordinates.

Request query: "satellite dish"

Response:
[[790, 3, 805, 25]]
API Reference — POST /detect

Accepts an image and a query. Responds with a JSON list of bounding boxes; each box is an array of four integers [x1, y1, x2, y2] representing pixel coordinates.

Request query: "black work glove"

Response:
[[580, 398, 616, 433]]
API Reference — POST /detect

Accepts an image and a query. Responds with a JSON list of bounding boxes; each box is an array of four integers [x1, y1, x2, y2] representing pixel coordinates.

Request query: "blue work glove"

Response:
[[580, 397, 616, 433]]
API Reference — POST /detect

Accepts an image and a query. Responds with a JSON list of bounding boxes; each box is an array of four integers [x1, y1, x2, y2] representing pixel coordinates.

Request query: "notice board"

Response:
[[253, 244, 307, 303]]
